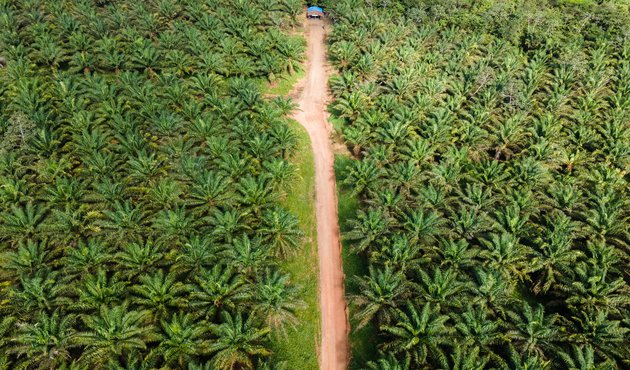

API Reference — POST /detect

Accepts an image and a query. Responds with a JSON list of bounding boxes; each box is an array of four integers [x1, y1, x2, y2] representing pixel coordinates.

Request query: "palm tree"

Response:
[[531, 212, 583, 294], [275, 37, 303, 76], [447, 346, 491, 370], [208, 311, 272, 370], [401, 208, 445, 245], [100, 200, 149, 244], [75, 303, 157, 367], [506, 303, 559, 358], [345, 209, 391, 253], [0, 202, 48, 242], [570, 310, 629, 361], [0, 238, 49, 279], [431, 238, 479, 271], [366, 351, 410, 370], [505, 345, 551, 370], [73, 269, 127, 311], [236, 177, 278, 218], [415, 267, 468, 308], [154, 313, 209, 368], [453, 307, 503, 360], [224, 234, 270, 278], [374, 233, 428, 273], [258, 207, 303, 258], [343, 159, 383, 197], [189, 265, 252, 319], [557, 344, 617, 370], [562, 259, 629, 317], [479, 233, 533, 281], [380, 301, 453, 367], [172, 235, 222, 277], [11, 270, 67, 315], [151, 206, 198, 244], [351, 266, 412, 329], [253, 269, 304, 334], [115, 238, 163, 279], [10, 310, 76, 368], [187, 171, 232, 216], [131, 269, 187, 320], [470, 268, 516, 318]]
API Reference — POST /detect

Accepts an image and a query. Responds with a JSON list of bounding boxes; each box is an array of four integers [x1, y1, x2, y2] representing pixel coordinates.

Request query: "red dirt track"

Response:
[[291, 19, 349, 370]]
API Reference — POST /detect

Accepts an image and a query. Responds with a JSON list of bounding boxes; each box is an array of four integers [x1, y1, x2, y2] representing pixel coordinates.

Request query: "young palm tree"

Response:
[[415, 267, 468, 308], [380, 301, 454, 367], [258, 207, 303, 258], [253, 269, 305, 334], [72, 269, 127, 311], [189, 265, 252, 319], [75, 303, 157, 367], [131, 269, 188, 321], [208, 311, 272, 370], [154, 312, 209, 368], [366, 351, 411, 370], [351, 266, 412, 329], [9, 310, 76, 368], [506, 303, 559, 358], [0, 202, 48, 242], [557, 344, 617, 370]]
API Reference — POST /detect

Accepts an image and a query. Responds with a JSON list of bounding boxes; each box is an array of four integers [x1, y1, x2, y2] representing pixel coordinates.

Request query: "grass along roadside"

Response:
[[334, 155, 379, 369], [271, 118, 319, 369], [265, 21, 318, 368], [266, 68, 306, 97]]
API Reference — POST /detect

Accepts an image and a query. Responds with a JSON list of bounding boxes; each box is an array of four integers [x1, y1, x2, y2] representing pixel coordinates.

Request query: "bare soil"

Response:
[[291, 19, 350, 370]]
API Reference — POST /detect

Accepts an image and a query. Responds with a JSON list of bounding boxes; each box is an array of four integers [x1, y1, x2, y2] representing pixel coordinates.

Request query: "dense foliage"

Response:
[[0, 0, 307, 368], [325, 0, 630, 368]]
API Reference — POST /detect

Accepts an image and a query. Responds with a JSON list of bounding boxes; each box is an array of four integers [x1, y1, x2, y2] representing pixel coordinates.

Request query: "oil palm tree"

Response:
[[154, 313, 209, 368], [0, 202, 48, 242], [352, 266, 412, 329], [506, 303, 559, 358], [75, 303, 157, 367], [366, 352, 410, 370], [72, 269, 127, 311], [9, 310, 77, 368], [258, 207, 302, 258], [208, 311, 272, 370], [253, 269, 305, 334], [172, 235, 222, 277], [557, 344, 617, 370], [131, 269, 188, 321], [380, 301, 454, 367], [189, 265, 252, 319]]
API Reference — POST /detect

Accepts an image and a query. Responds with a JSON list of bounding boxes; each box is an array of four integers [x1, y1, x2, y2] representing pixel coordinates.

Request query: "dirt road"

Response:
[[291, 20, 349, 370]]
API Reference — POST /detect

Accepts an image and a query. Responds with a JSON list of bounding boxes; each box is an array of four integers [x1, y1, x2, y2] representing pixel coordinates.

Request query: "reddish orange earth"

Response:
[[291, 19, 350, 370]]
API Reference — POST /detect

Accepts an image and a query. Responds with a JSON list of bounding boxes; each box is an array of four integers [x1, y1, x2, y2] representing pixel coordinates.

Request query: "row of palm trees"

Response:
[[324, 0, 629, 368], [0, 0, 306, 368]]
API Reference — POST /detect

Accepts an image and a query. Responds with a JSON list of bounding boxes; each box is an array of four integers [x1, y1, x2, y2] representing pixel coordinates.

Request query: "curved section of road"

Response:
[[292, 20, 349, 370]]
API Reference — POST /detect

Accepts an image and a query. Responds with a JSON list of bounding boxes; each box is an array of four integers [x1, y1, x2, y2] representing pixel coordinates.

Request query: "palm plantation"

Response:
[[0, 0, 308, 368], [325, 0, 630, 368], [2, 0, 630, 369]]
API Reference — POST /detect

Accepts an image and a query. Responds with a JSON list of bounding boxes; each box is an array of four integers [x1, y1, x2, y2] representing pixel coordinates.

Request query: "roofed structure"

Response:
[[307, 6, 324, 18]]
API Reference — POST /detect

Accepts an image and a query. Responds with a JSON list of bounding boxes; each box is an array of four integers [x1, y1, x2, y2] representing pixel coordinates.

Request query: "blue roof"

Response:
[[307, 6, 323, 13]]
